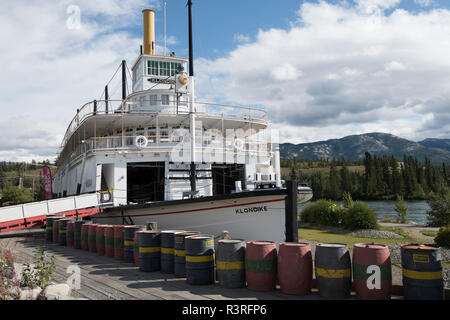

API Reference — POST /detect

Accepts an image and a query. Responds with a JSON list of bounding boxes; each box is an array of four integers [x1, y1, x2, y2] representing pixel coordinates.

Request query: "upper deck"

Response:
[[56, 97, 270, 166]]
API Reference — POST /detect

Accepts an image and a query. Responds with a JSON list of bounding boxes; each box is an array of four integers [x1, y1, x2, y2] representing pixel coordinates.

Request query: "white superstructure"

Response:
[[52, 9, 281, 208]]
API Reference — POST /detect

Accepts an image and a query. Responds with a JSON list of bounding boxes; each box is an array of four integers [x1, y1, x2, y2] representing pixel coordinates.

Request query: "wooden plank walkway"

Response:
[[0, 230, 342, 300]]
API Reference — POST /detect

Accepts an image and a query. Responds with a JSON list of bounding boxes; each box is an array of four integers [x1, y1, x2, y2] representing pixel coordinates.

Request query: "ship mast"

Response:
[[188, 0, 196, 194]]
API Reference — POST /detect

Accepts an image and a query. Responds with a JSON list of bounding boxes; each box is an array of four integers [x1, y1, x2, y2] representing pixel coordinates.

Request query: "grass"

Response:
[[298, 225, 414, 250], [421, 230, 438, 238], [298, 228, 412, 247]]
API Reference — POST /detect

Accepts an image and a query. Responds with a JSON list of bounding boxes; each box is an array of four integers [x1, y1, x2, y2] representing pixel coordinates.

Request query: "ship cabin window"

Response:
[[125, 128, 134, 146], [136, 127, 144, 137], [147, 60, 183, 77], [160, 62, 170, 76], [147, 127, 156, 143], [150, 94, 157, 105], [114, 130, 122, 147], [159, 125, 169, 142], [161, 94, 169, 105], [148, 60, 159, 76], [172, 126, 182, 142]]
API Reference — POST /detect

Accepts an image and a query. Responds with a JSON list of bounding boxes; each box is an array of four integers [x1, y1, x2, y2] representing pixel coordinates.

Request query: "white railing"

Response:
[[0, 193, 102, 224], [65, 134, 273, 166], [60, 98, 268, 151]]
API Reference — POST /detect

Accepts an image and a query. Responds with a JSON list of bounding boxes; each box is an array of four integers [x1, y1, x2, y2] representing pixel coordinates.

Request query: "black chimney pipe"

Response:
[[105, 85, 109, 113], [188, 0, 194, 77], [122, 60, 126, 100]]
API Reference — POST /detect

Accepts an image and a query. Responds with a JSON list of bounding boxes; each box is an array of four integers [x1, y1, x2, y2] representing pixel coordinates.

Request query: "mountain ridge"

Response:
[[280, 132, 450, 163]]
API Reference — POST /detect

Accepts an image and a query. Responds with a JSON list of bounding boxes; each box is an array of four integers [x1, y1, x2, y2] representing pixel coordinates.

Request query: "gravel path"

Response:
[[349, 230, 404, 239]]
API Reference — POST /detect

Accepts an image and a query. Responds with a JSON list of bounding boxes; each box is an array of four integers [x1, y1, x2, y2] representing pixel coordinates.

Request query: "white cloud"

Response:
[[234, 33, 251, 43], [414, 0, 434, 7], [195, 1, 450, 144], [384, 61, 407, 71], [271, 63, 301, 81], [355, 0, 402, 14], [0, 0, 159, 162]]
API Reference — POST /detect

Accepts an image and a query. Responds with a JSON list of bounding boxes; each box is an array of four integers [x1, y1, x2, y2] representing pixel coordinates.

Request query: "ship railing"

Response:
[[68, 135, 273, 164], [60, 98, 267, 151]]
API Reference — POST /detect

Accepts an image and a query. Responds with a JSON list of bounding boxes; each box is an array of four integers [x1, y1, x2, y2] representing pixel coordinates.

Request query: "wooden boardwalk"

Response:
[[0, 230, 345, 300]]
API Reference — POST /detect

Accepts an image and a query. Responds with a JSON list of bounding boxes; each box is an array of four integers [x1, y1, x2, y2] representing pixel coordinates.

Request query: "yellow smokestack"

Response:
[[142, 9, 155, 55]]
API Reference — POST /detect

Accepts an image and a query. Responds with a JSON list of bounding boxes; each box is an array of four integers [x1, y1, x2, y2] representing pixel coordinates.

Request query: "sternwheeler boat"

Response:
[[51, 3, 312, 243]]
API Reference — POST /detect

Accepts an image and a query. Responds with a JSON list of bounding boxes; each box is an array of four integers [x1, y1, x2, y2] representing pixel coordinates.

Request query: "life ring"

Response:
[[135, 135, 148, 148]]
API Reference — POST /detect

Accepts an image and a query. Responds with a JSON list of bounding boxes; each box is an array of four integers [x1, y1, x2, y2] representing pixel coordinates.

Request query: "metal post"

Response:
[[187, 0, 196, 194], [285, 180, 298, 242], [122, 60, 127, 101], [105, 85, 109, 113]]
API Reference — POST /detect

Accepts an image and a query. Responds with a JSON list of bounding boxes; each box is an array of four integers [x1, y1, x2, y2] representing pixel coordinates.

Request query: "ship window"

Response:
[[161, 94, 169, 105], [148, 60, 159, 76], [147, 127, 156, 136], [150, 94, 157, 105], [160, 61, 170, 76], [136, 127, 144, 137], [170, 63, 182, 76], [125, 128, 134, 146]]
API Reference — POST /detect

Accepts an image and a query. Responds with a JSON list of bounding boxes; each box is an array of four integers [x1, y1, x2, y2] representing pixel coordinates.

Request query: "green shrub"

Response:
[[300, 199, 343, 226], [426, 187, 450, 227], [343, 201, 378, 230], [435, 227, 450, 248]]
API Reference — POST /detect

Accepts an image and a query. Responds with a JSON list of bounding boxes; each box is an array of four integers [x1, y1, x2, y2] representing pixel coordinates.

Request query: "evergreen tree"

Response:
[[328, 158, 341, 200], [394, 195, 408, 224]]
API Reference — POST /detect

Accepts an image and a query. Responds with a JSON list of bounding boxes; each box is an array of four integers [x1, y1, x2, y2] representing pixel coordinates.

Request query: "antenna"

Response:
[[164, 2, 167, 56]]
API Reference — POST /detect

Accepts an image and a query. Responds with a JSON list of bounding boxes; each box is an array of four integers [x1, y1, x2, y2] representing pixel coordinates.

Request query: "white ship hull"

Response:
[[91, 190, 288, 244]]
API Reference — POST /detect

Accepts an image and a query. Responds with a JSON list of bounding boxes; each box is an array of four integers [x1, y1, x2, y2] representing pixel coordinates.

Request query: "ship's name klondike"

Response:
[[235, 206, 268, 214]]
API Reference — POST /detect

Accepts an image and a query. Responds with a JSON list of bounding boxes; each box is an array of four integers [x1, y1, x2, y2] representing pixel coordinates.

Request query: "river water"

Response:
[[298, 200, 431, 224]]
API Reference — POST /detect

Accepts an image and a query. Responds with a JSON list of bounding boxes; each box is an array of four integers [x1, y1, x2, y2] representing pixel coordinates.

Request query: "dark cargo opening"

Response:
[[127, 162, 165, 203], [211, 164, 245, 195]]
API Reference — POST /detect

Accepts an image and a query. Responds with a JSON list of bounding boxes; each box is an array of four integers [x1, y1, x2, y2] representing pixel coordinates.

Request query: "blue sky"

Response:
[[143, 0, 450, 60], [0, 0, 449, 162]]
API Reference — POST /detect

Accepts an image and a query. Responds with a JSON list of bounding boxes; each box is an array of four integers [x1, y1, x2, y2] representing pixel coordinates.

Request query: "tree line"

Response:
[[0, 160, 53, 205], [284, 152, 449, 201]]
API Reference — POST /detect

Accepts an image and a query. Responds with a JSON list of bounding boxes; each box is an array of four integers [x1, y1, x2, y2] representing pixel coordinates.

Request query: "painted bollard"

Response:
[[87, 224, 99, 253], [52, 220, 60, 244], [104, 225, 115, 257], [353, 243, 392, 300], [45, 216, 59, 242], [245, 241, 277, 291], [58, 219, 70, 246], [124, 225, 144, 263], [216, 239, 246, 288], [161, 230, 185, 273], [174, 231, 200, 278], [66, 221, 75, 248], [73, 221, 86, 249], [185, 234, 215, 285], [401, 244, 444, 300], [81, 223, 90, 251], [96, 225, 109, 256], [138, 230, 161, 272], [134, 232, 140, 267], [277, 242, 313, 295], [315, 243, 352, 299], [114, 225, 126, 260]]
